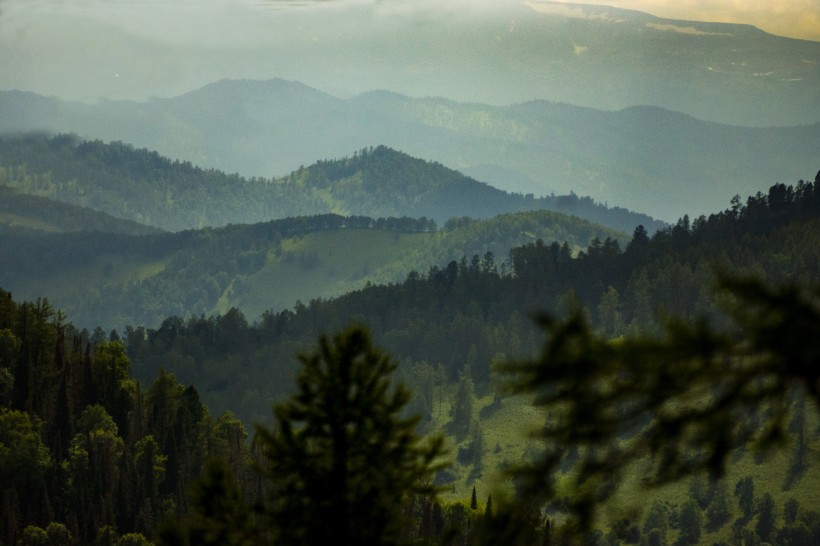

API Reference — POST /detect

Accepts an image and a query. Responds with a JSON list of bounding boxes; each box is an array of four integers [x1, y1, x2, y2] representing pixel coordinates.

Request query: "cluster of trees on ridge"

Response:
[[0, 212, 439, 328], [0, 133, 663, 233], [3, 277, 820, 545], [124, 175, 820, 425], [0, 186, 161, 235], [0, 292, 248, 545], [1, 173, 820, 545], [1, 206, 621, 330]]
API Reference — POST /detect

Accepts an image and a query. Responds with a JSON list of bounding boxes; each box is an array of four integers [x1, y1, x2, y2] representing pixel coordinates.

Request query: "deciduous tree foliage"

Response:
[[254, 325, 445, 546]]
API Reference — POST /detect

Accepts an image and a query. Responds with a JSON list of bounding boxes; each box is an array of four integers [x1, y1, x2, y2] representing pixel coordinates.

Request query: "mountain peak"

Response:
[[167, 78, 339, 105]]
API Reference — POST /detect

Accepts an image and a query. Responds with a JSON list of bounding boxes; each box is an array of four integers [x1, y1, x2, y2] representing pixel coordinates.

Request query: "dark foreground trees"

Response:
[[503, 274, 820, 531], [254, 325, 446, 546]]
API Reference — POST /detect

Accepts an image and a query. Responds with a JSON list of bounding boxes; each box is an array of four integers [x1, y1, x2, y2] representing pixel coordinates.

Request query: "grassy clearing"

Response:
[[221, 229, 428, 319], [427, 382, 820, 537]]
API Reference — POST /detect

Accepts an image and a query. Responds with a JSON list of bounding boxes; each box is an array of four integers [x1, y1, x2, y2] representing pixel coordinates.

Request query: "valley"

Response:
[[1, 0, 819, 543]]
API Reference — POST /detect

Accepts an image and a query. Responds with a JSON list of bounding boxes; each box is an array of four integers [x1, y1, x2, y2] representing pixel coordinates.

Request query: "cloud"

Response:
[[645, 22, 732, 35], [526, 1, 629, 22], [256, 0, 336, 9]]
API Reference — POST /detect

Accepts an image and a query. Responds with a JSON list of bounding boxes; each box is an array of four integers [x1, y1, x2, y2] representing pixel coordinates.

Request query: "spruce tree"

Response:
[[756, 493, 776, 543], [255, 325, 445, 546]]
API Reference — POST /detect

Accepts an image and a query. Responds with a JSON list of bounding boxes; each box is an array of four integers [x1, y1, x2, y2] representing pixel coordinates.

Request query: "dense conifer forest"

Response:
[[0, 207, 624, 329], [126, 175, 820, 424], [2, 172, 819, 544]]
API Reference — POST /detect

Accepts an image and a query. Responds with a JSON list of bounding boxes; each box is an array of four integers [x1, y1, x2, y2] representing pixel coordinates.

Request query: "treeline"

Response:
[[0, 290, 265, 545], [0, 186, 161, 235], [126, 174, 820, 425], [4, 289, 820, 545], [1, 205, 621, 330], [0, 212, 437, 328], [3, 174, 820, 545], [0, 134, 663, 233], [0, 291, 560, 546]]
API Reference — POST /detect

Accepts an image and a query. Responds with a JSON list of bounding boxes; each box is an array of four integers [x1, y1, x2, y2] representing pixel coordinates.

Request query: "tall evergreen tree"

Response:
[[735, 476, 756, 520], [255, 325, 445, 546], [158, 458, 254, 546], [756, 493, 777, 543]]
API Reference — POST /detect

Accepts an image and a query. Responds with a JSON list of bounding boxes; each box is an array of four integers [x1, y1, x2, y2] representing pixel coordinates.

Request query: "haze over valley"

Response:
[[1, 1, 820, 545]]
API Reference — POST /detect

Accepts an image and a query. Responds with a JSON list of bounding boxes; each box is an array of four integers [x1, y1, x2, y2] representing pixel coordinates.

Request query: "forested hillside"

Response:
[[0, 209, 623, 329], [1, 76, 818, 221], [1, 173, 820, 546], [0, 291, 253, 545], [0, 134, 663, 232], [0, 186, 161, 235], [126, 174, 820, 426]]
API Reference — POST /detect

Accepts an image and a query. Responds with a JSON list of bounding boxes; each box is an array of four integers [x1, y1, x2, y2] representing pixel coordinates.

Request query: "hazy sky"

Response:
[[584, 0, 820, 42], [0, 0, 818, 103]]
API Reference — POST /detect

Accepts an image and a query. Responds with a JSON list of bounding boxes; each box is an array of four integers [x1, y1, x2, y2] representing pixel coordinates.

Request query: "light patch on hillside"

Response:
[[525, 1, 627, 22], [645, 22, 732, 35], [570, 39, 588, 55]]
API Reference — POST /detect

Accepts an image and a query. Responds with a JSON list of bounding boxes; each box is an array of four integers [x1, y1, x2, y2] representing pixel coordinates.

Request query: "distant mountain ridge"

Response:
[[0, 208, 625, 329], [1, 79, 817, 221], [0, 134, 662, 233], [0, 186, 161, 235]]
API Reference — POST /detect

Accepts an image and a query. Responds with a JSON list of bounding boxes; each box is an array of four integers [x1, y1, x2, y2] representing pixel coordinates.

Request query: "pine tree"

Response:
[[451, 364, 475, 436], [735, 476, 756, 519], [471, 486, 478, 510], [255, 325, 445, 546], [706, 480, 731, 530], [158, 458, 254, 546], [677, 499, 702, 545], [756, 493, 776, 543]]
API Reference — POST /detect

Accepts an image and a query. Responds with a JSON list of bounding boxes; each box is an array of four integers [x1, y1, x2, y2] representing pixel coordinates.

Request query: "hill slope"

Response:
[[0, 134, 661, 232], [0, 185, 161, 235], [1, 78, 817, 221], [0, 210, 625, 329]]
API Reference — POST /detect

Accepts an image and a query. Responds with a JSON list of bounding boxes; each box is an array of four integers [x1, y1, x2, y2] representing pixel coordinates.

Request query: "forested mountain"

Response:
[[2, 173, 820, 546], [1, 81, 818, 221], [0, 186, 161, 235], [0, 134, 660, 232], [0, 291, 254, 546], [124, 173, 820, 427], [0, 208, 623, 330]]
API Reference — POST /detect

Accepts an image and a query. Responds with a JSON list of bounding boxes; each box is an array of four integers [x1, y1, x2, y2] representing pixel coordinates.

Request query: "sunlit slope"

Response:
[[0, 134, 661, 233], [218, 229, 426, 319], [225, 210, 619, 320], [0, 185, 161, 235], [2, 77, 818, 222], [0, 209, 625, 329], [434, 384, 820, 544]]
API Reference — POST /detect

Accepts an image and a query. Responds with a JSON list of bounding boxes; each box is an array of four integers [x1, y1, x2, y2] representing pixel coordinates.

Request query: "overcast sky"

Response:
[[0, 0, 818, 103]]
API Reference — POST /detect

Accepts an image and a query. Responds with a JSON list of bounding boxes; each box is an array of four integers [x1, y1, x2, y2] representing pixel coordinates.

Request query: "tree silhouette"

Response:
[[158, 458, 254, 546], [503, 274, 820, 529], [254, 325, 445, 546]]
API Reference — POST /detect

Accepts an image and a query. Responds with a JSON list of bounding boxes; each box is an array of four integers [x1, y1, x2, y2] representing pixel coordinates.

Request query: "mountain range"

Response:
[[0, 207, 625, 330], [2, 78, 817, 222], [4, 0, 817, 127], [0, 134, 661, 233]]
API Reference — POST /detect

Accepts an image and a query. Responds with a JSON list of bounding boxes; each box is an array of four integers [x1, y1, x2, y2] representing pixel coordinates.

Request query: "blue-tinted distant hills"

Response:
[[1, 77, 817, 222], [0, 134, 661, 233]]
